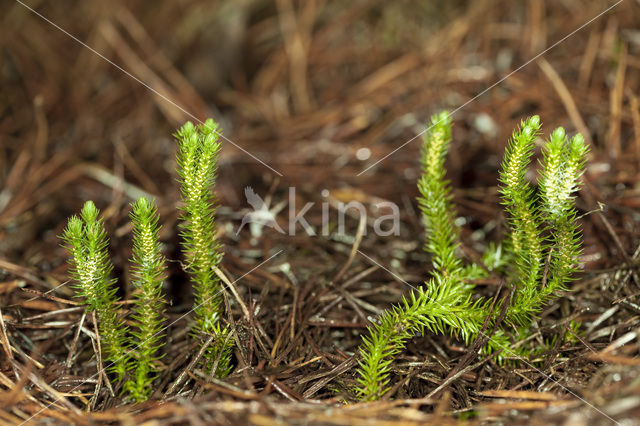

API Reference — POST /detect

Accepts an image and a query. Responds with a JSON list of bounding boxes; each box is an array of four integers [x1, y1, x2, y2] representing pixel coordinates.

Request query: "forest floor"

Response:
[[1, 1, 640, 424]]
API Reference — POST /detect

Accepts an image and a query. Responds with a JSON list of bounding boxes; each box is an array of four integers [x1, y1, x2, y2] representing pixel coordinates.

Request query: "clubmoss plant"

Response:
[[123, 197, 167, 402], [502, 125, 588, 324], [61, 201, 129, 381], [357, 112, 492, 400], [61, 118, 232, 399], [355, 113, 588, 400], [417, 111, 464, 280], [498, 117, 545, 323], [356, 274, 489, 400], [175, 119, 232, 377]]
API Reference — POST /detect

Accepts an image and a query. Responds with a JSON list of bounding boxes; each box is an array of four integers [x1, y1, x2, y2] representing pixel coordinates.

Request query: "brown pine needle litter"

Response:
[[2, 1, 640, 424]]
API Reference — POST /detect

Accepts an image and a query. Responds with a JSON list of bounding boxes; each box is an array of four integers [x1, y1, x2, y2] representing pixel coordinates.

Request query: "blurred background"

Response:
[[2, 0, 639, 264]]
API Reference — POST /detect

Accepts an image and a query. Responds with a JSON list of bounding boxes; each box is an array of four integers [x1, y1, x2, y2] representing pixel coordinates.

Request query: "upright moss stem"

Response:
[[175, 119, 232, 377], [61, 201, 129, 381], [124, 197, 167, 401]]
